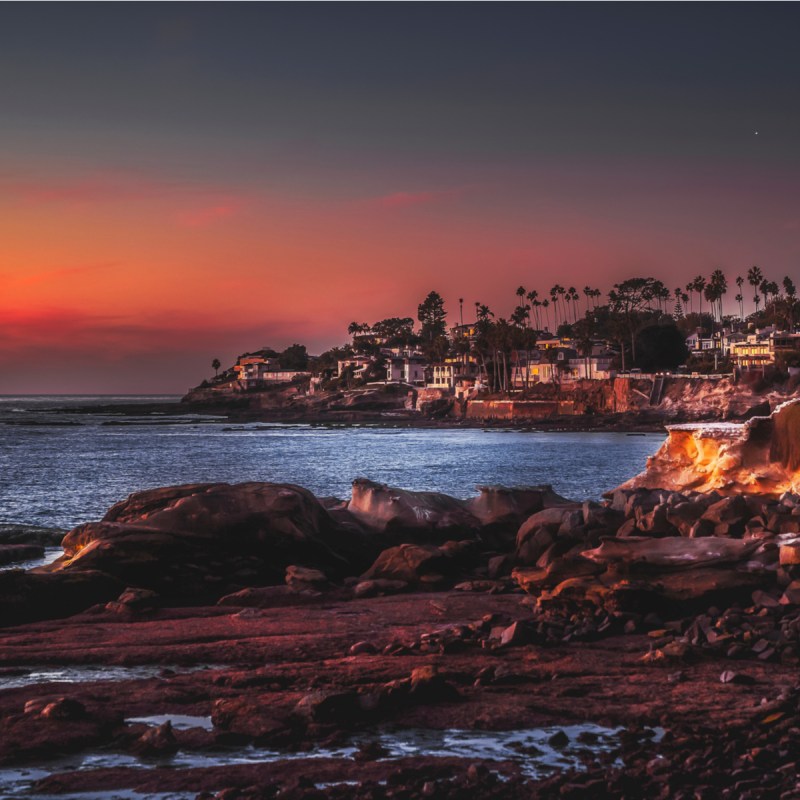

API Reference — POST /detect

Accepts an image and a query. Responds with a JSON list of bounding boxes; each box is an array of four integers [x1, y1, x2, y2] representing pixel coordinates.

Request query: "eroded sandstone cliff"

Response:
[[617, 398, 800, 495]]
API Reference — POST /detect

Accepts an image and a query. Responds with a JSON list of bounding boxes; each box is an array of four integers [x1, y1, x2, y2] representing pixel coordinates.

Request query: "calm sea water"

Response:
[[0, 396, 664, 531]]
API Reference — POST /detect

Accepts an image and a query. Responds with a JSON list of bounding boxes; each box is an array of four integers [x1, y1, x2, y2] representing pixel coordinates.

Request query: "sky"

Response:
[[2, 3, 800, 393]]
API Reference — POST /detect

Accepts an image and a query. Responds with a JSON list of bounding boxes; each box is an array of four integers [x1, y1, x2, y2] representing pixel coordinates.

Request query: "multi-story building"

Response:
[[729, 329, 800, 369], [386, 353, 427, 384]]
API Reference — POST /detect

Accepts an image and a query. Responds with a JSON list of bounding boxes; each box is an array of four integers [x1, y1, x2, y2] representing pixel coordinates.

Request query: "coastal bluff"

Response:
[[179, 372, 798, 429], [618, 398, 800, 496]]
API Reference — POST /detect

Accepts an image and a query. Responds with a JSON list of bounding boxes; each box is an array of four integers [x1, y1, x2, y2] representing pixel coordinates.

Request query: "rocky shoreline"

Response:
[[40, 373, 798, 434], [1, 403, 800, 797]]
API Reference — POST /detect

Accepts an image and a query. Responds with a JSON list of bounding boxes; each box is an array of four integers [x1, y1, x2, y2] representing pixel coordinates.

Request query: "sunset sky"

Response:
[[2, 4, 800, 393]]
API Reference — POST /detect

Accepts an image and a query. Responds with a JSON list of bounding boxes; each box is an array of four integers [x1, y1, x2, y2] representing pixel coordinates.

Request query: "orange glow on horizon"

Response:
[[2, 162, 798, 393]]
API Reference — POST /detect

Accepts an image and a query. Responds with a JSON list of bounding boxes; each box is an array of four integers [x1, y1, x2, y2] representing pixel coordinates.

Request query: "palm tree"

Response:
[[531, 298, 542, 330], [347, 321, 369, 336], [736, 276, 745, 320], [692, 275, 707, 319], [473, 302, 494, 388], [568, 287, 580, 321], [708, 269, 727, 323], [458, 297, 464, 327], [515, 285, 526, 310], [549, 286, 560, 327], [759, 278, 773, 311], [747, 265, 763, 313], [526, 290, 539, 329], [212, 358, 221, 377], [557, 286, 567, 325], [766, 280, 779, 306], [685, 281, 694, 314], [542, 298, 551, 331], [784, 276, 798, 329]]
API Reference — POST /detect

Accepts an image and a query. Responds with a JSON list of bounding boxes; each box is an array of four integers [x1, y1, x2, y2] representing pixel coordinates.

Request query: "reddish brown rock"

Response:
[[53, 483, 369, 599], [346, 479, 480, 539], [132, 721, 178, 756], [361, 544, 451, 584]]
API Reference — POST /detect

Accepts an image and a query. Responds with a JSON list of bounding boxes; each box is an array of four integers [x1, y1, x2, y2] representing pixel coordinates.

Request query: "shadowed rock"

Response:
[[346, 479, 481, 540], [0, 570, 122, 627]]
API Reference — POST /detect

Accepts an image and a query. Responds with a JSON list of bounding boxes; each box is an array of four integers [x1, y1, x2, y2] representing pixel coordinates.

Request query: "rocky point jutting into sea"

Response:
[[2, 403, 800, 798], [180, 372, 793, 429]]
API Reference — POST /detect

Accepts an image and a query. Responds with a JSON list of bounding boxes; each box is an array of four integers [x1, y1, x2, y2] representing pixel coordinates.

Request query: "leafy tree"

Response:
[[607, 277, 662, 369], [635, 324, 689, 371], [254, 347, 279, 358], [278, 344, 309, 370], [556, 322, 573, 338], [315, 345, 354, 373], [371, 317, 417, 347]]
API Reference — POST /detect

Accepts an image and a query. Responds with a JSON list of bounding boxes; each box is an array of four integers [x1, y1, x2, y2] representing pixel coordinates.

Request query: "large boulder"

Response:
[[54, 483, 368, 599], [466, 485, 571, 529], [346, 479, 481, 540], [515, 506, 582, 565], [361, 543, 452, 584]]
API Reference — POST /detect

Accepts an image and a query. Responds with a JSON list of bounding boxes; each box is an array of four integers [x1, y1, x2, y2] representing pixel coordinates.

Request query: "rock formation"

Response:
[[6, 437, 800, 798], [617, 398, 800, 496]]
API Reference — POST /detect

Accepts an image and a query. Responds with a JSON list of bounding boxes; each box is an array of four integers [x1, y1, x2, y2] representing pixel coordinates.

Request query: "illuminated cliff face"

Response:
[[618, 400, 800, 496]]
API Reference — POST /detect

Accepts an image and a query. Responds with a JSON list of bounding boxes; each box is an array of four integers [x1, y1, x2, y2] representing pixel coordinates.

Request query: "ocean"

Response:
[[0, 395, 664, 532]]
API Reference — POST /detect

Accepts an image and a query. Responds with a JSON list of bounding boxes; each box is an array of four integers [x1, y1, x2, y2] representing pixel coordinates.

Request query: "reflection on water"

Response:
[[0, 723, 647, 797], [0, 549, 62, 573], [0, 664, 222, 691]]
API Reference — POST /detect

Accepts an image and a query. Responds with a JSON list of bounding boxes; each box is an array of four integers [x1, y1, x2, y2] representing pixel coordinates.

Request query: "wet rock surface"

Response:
[[2, 473, 800, 797]]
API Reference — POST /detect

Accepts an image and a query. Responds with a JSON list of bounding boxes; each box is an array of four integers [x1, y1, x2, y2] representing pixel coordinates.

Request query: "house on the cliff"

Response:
[[385, 352, 427, 385], [729, 328, 800, 370], [337, 355, 373, 381], [233, 353, 279, 382], [426, 356, 481, 389], [232, 352, 310, 388]]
